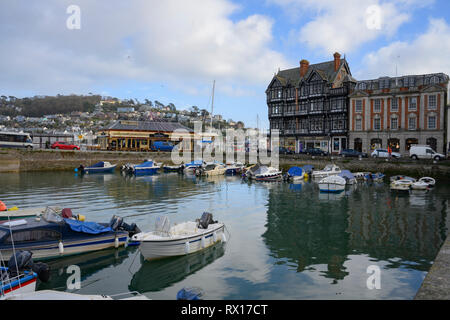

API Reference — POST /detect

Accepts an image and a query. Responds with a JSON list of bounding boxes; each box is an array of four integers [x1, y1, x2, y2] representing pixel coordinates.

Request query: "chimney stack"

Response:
[[299, 59, 309, 78], [333, 52, 341, 72]]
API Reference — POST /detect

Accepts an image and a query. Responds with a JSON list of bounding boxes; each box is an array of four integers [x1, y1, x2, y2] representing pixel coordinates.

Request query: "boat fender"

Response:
[[185, 241, 190, 254], [201, 236, 205, 248], [222, 232, 227, 243], [58, 241, 64, 254], [213, 232, 217, 242], [32, 262, 51, 283], [114, 236, 119, 248], [0, 201, 6, 211]]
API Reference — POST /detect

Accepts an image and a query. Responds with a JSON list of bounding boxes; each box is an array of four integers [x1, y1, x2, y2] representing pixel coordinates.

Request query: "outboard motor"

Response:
[[109, 215, 141, 237], [7, 250, 50, 283], [77, 165, 85, 174], [198, 212, 217, 229]]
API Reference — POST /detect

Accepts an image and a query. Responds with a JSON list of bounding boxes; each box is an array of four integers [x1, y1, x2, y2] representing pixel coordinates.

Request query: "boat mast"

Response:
[[210, 80, 215, 133]]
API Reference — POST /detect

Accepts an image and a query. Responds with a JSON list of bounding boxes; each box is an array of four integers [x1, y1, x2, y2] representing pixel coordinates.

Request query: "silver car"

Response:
[[371, 149, 402, 159]]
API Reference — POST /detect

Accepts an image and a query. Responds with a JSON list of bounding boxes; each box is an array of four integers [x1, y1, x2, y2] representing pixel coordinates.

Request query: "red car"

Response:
[[51, 141, 80, 150]]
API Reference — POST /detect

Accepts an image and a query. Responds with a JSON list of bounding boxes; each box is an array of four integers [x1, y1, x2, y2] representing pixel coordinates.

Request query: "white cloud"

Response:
[[0, 0, 287, 96], [359, 18, 450, 79], [267, 0, 427, 53]]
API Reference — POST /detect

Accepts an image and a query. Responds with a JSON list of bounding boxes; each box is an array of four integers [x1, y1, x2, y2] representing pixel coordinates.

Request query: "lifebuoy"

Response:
[[0, 201, 7, 212]]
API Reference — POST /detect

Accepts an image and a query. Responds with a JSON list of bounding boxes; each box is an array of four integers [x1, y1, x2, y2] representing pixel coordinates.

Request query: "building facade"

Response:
[[348, 73, 449, 155], [98, 120, 195, 152], [267, 52, 356, 154]]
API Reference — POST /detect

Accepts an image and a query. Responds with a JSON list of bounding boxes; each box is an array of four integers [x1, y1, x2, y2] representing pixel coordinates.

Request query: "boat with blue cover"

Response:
[[132, 160, 160, 175], [76, 161, 117, 174], [0, 208, 141, 260], [285, 166, 304, 181], [183, 160, 206, 174], [225, 162, 244, 175]]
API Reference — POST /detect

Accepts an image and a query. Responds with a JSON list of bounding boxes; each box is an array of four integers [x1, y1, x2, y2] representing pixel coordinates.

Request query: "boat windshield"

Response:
[[42, 207, 64, 224], [324, 165, 333, 171]]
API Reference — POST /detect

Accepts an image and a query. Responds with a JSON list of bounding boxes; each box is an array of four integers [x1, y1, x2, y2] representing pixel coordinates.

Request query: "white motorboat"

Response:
[[311, 164, 341, 179], [253, 166, 282, 181], [411, 181, 429, 190], [197, 162, 226, 177], [318, 175, 346, 193], [390, 179, 413, 191], [131, 213, 226, 261], [419, 177, 435, 187], [354, 172, 371, 180], [389, 175, 416, 183]]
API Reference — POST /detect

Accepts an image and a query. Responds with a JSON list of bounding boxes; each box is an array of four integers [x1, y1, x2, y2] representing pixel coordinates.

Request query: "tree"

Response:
[[167, 103, 176, 112]]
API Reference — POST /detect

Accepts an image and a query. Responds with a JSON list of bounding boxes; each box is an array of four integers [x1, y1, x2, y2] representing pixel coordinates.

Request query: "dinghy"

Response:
[[76, 161, 117, 174], [390, 179, 412, 191], [131, 213, 226, 261], [419, 177, 435, 187], [132, 160, 160, 175], [411, 181, 429, 190]]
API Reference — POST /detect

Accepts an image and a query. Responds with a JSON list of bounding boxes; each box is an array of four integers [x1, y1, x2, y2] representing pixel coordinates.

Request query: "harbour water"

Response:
[[0, 171, 449, 300]]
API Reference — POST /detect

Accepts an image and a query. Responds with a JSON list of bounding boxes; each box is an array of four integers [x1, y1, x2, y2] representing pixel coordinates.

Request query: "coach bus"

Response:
[[0, 131, 33, 149]]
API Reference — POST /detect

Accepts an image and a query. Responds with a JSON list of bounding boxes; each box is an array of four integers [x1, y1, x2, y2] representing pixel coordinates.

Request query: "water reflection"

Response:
[[129, 242, 226, 293]]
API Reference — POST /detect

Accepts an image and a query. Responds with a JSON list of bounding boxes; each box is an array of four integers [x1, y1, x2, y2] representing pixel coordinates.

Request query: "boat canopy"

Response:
[[64, 219, 112, 235], [135, 161, 155, 168], [302, 165, 314, 173], [287, 166, 303, 177], [89, 161, 105, 168], [338, 170, 355, 180], [185, 160, 204, 167]]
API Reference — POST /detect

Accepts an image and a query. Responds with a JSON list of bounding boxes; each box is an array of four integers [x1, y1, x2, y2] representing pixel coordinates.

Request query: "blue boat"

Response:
[[0, 208, 141, 260], [163, 165, 183, 173], [338, 170, 357, 184], [364, 172, 385, 182], [225, 162, 244, 175], [76, 161, 117, 174], [286, 166, 304, 181], [1, 251, 50, 298], [183, 160, 206, 174], [133, 160, 160, 175]]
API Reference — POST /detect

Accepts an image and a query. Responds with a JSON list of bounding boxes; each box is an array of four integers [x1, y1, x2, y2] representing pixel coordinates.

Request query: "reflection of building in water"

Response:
[[346, 186, 446, 269], [262, 186, 351, 281], [129, 242, 225, 293], [262, 183, 448, 282]]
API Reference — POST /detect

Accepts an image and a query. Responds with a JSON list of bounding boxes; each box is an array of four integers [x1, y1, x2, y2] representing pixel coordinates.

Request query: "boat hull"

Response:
[[136, 224, 225, 260], [134, 167, 160, 175], [0, 268, 37, 298], [0, 233, 129, 261], [318, 183, 345, 193], [85, 166, 117, 174]]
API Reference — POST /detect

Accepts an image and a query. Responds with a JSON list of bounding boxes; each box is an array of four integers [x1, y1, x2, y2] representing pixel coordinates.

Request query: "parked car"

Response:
[[51, 141, 80, 150], [371, 149, 401, 159], [340, 149, 368, 158], [151, 141, 174, 151], [304, 148, 328, 156], [279, 147, 294, 155], [409, 145, 445, 161]]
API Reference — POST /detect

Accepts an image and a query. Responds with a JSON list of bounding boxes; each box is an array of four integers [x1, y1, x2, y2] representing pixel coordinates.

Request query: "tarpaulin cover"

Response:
[[135, 161, 154, 168], [88, 162, 105, 168], [287, 166, 303, 177], [64, 218, 112, 234], [338, 170, 355, 179], [185, 160, 204, 167]]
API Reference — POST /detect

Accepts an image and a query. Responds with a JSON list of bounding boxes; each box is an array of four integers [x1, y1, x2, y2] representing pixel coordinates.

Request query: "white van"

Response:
[[409, 145, 444, 161]]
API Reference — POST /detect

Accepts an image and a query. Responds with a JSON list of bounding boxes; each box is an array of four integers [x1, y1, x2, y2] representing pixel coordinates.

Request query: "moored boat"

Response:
[[311, 164, 341, 179], [76, 161, 117, 174], [419, 177, 436, 187], [225, 162, 244, 175], [285, 166, 304, 181], [253, 166, 282, 181], [133, 160, 160, 175], [364, 172, 385, 182], [318, 175, 346, 193], [0, 208, 141, 260], [390, 179, 413, 191], [411, 181, 429, 190], [196, 162, 226, 177], [183, 160, 206, 174], [389, 175, 416, 183], [338, 170, 357, 185], [131, 213, 226, 261]]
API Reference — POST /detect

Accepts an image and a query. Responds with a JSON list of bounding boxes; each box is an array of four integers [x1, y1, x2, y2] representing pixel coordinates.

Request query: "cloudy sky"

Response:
[[1, 0, 449, 129]]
